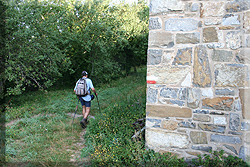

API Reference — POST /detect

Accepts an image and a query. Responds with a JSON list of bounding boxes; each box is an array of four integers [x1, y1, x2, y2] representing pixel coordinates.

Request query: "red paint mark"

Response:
[[147, 80, 156, 84]]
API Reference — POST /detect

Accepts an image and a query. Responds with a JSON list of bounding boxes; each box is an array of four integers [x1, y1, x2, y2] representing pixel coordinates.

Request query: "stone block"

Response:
[[214, 117, 227, 125], [193, 114, 211, 122], [149, 17, 162, 30], [210, 111, 225, 115], [149, 0, 185, 14], [193, 110, 209, 114], [222, 14, 240, 26], [207, 43, 225, 49], [160, 88, 178, 99], [215, 64, 248, 87], [235, 49, 250, 64], [190, 131, 208, 144], [159, 98, 185, 107], [228, 131, 243, 136], [161, 120, 178, 130], [239, 89, 250, 119], [226, 31, 242, 50], [229, 113, 240, 131], [241, 122, 250, 131], [147, 104, 192, 118], [246, 36, 250, 47], [179, 121, 196, 129], [147, 87, 158, 104], [147, 49, 162, 65], [191, 146, 212, 152], [245, 133, 250, 143], [176, 32, 200, 44], [191, 3, 199, 12], [169, 99, 185, 106], [146, 129, 189, 149], [146, 118, 161, 128], [201, 88, 213, 98], [215, 89, 235, 96], [181, 73, 192, 87], [239, 146, 247, 161], [211, 134, 242, 144], [178, 88, 187, 100], [162, 51, 174, 65], [165, 18, 199, 32], [211, 50, 233, 62], [224, 145, 238, 155], [193, 45, 212, 87], [233, 98, 241, 112], [202, 97, 234, 111], [201, 2, 225, 17], [219, 26, 237, 30], [147, 66, 191, 85], [187, 88, 201, 109], [226, 0, 250, 13], [172, 47, 192, 66], [204, 18, 222, 26], [203, 27, 218, 43], [160, 87, 187, 100], [148, 31, 174, 48], [198, 124, 226, 133]]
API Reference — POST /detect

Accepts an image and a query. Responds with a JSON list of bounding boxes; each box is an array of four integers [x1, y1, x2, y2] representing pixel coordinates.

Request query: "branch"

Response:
[[131, 126, 145, 139], [27, 76, 43, 89]]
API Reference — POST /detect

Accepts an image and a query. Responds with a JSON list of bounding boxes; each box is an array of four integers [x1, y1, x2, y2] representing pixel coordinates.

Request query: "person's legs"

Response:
[[82, 105, 86, 117], [83, 101, 91, 119], [79, 99, 91, 128], [84, 107, 91, 119], [79, 97, 87, 128]]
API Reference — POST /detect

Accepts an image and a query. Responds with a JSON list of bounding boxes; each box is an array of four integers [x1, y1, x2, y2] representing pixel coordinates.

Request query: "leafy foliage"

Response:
[[192, 150, 249, 167], [5, 0, 71, 95], [4, 0, 149, 95]]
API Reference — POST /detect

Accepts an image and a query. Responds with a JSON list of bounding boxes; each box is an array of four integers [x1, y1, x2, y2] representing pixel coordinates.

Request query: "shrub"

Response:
[[192, 150, 249, 167]]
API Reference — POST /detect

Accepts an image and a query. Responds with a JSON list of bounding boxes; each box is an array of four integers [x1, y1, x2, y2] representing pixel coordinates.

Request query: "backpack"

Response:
[[75, 78, 88, 96]]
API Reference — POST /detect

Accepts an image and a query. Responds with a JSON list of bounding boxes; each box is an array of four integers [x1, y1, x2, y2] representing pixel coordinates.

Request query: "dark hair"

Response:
[[82, 71, 88, 76]]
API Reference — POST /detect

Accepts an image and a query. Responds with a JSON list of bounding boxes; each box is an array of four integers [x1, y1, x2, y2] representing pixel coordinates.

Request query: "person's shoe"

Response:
[[80, 118, 87, 129]]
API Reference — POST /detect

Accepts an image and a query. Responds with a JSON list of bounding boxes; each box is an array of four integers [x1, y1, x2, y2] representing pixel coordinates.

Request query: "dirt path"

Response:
[[67, 113, 95, 166], [68, 129, 91, 166], [6, 113, 93, 166], [6, 114, 54, 127]]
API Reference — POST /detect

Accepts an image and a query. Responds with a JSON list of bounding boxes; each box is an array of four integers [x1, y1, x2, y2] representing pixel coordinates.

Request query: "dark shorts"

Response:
[[79, 97, 91, 107]]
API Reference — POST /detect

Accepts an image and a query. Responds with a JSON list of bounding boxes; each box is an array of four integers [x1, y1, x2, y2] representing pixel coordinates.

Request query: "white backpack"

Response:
[[75, 78, 88, 96]]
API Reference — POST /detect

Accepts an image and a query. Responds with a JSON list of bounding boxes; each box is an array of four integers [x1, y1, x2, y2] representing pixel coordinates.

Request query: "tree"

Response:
[[4, 0, 149, 94], [5, 0, 71, 95]]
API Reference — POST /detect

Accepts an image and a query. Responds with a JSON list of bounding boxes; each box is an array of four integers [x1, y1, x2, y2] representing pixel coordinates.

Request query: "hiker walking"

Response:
[[74, 71, 97, 128]]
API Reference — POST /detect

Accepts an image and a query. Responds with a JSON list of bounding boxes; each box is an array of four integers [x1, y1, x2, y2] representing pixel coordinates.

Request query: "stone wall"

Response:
[[146, 0, 250, 162]]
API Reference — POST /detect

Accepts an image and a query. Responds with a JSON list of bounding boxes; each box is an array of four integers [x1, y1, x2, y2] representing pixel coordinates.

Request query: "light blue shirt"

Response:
[[74, 77, 94, 101]]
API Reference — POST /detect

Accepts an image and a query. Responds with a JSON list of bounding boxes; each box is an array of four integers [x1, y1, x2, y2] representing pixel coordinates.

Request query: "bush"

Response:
[[192, 150, 249, 167]]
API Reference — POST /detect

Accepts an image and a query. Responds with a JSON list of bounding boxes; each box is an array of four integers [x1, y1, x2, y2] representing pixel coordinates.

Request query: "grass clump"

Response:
[[6, 113, 82, 164], [5, 83, 84, 165], [192, 150, 248, 167]]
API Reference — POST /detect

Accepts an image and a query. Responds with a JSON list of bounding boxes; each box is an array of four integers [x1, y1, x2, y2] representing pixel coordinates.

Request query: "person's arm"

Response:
[[88, 79, 97, 96], [91, 88, 97, 96]]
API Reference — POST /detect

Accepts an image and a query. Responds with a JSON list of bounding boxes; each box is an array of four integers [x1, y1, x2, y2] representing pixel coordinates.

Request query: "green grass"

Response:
[[4, 66, 148, 166], [5, 66, 248, 166]]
